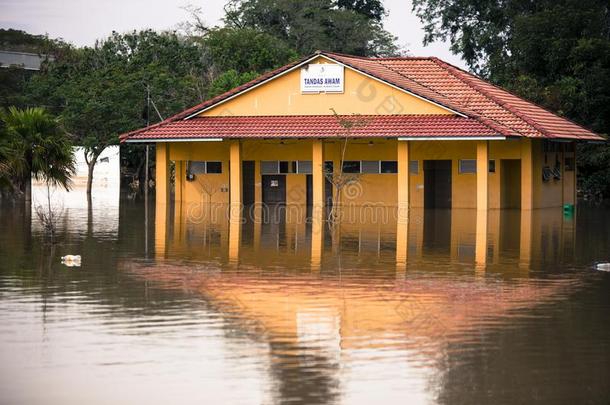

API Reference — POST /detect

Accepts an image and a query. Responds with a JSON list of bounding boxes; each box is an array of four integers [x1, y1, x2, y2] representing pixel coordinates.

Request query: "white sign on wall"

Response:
[[300, 63, 344, 93]]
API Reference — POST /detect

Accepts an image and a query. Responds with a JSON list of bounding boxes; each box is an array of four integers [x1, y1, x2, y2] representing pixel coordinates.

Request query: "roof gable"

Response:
[[120, 51, 603, 142], [198, 55, 454, 117]]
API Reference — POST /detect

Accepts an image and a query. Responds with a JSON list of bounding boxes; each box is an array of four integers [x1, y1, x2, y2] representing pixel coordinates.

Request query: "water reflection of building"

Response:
[[154, 202, 577, 274], [30, 146, 121, 236], [123, 203, 583, 404]]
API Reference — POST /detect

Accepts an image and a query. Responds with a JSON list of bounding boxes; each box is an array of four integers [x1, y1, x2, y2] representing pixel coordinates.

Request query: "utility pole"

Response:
[[144, 85, 150, 256]]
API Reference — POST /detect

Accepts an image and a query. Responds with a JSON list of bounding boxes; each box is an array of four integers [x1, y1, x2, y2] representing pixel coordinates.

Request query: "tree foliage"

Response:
[[202, 27, 298, 74], [0, 29, 66, 110], [413, 0, 610, 198], [0, 107, 74, 194], [208, 70, 259, 98], [27, 30, 209, 194], [224, 0, 399, 56], [11, 2, 400, 197]]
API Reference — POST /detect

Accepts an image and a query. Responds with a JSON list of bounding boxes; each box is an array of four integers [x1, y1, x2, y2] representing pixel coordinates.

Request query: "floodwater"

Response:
[[1, 194, 610, 405]]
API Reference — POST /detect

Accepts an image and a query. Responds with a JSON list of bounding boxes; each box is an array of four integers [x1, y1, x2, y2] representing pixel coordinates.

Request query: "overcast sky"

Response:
[[0, 0, 466, 68]]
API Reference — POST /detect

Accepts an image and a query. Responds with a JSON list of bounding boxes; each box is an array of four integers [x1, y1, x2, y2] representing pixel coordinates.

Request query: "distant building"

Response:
[[32, 146, 120, 189], [0, 50, 52, 70], [70, 146, 121, 188]]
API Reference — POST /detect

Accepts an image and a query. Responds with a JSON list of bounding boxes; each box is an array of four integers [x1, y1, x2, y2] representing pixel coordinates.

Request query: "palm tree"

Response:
[[0, 107, 75, 201]]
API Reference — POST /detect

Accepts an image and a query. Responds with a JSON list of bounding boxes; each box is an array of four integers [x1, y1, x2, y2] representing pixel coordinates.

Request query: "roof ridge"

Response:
[[427, 58, 535, 138], [431, 58, 598, 139], [324, 53, 476, 117], [460, 61, 600, 138], [373, 59, 514, 137], [321, 50, 437, 61], [188, 113, 466, 118]]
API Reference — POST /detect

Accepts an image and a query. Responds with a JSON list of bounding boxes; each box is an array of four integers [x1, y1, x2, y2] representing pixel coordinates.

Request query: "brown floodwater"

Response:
[[1, 195, 610, 404]]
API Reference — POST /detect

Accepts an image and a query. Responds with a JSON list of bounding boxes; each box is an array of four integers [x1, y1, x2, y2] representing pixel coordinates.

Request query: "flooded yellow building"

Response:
[[121, 51, 603, 211]]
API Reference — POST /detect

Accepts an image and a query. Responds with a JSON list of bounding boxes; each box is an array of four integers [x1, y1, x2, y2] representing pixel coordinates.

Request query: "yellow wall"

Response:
[[535, 141, 576, 208], [323, 139, 399, 206], [407, 140, 479, 208], [199, 56, 453, 117], [163, 137, 575, 210], [169, 141, 231, 205], [488, 139, 521, 209]]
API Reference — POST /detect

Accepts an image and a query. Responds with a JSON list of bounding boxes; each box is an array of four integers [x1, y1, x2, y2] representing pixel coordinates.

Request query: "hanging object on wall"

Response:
[[553, 156, 562, 180], [542, 166, 553, 182]]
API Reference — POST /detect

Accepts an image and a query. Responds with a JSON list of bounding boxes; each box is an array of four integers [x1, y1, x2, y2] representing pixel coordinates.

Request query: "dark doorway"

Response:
[[423, 209, 452, 255], [306, 175, 312, 206], [242, 161, 255, 206], [424, 160, 452, 209], [324, 161, 333, 206], [262, 175, 286, 205], [501, 159, 521, 209]]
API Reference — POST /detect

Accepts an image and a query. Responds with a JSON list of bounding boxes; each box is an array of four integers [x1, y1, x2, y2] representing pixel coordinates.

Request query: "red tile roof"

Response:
[[122, 115, 499, 140], [121, 51, 604, 142]]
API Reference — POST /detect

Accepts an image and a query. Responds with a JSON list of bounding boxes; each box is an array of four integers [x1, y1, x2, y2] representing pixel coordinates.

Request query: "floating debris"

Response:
[[61, 255, 81, 267], [595, 263, 610, 272]]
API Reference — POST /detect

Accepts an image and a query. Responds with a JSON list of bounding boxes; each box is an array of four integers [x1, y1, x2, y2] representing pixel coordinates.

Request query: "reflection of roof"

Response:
[[120, 51, 603, 142], [122, 259, 578, 348], [122, 114, 501, 141], [0, 50, 50, 70]]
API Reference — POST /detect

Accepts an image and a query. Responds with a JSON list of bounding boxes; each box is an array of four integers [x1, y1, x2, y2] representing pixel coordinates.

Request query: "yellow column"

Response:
[[521, 138, 533, 210], [228, 214, 241, 265], [488, 209, 501, 264], [397, 141, 410, 215], [229, 140, 242, 264], [154, 205, 167, 259], [475, 209, 488, 274], [155, 142, 170, 260], [155, 143, 170, 207], [519, 209, 532, 270], [396, 216, 409, 276], [312, 139, 325, 210], [311, 205, 324, 272], [230, 140, 242, 208], [476, 140, 489, 211]]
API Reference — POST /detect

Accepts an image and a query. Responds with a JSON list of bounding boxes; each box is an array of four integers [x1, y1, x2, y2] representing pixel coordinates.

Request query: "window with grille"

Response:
[[261, 161, 279, 174], [361, 160, 380, 174], [381, 161, 398, 173], [188, 161, 222, 174], [342, 161, 361, 173], [297, 161, 312, 174], [459, 159, 476, 174], [409, 160, 419, 174]]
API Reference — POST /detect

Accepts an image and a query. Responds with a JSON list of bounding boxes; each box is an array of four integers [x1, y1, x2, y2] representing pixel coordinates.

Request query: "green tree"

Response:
[[337, 0, 386, 21], [202, 27, 298, 74], [0, 107, 75, 201], [207, 69, 259, 98], [27, 30, 208, 196], [0, 29, 66, 110], [224, 0, 399, 56], [413, 0, 610, 198]]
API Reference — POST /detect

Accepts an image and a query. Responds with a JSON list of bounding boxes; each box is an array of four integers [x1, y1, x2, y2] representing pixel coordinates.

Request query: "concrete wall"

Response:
[[200, 56, 453, 117], [164, 138, 575, 209]]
